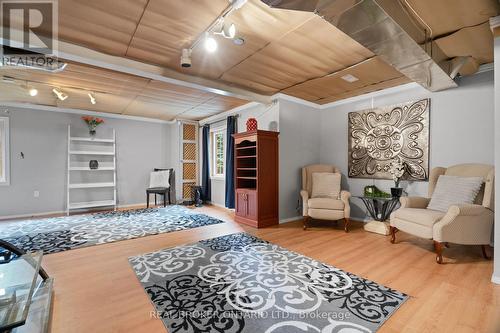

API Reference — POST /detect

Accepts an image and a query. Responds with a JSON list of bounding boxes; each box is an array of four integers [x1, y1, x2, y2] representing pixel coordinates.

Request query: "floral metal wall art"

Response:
[[348, 99, 430, 180]]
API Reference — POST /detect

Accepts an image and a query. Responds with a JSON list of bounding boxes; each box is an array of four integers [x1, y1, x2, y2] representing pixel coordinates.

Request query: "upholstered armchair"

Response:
[[390, 164, 494, 264], [300, 164, 351, 232]]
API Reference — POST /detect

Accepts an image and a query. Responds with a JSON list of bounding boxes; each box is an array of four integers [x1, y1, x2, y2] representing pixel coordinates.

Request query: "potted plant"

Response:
[[82, 116, 104, 136], [389, 160, 405, 197]]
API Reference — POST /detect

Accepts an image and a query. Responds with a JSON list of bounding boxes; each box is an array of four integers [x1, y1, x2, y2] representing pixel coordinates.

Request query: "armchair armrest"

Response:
[[433, 204, 494, 244], [300, 190, 309, 216], [400, 196, 430, 209], [340, 190, 351, 218]]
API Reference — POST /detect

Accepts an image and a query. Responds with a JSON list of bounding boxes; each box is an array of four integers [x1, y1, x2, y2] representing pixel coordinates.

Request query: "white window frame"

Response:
[[210, 127, 226, 180], [0, 117, 10, 186]]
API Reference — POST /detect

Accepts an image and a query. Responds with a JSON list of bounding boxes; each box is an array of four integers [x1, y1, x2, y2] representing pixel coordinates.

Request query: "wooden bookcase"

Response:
[[233, 130, 279, 228]]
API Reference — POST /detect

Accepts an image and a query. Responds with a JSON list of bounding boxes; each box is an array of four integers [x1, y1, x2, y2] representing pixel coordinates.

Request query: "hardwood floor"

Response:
[[38, 205, 499, 333]]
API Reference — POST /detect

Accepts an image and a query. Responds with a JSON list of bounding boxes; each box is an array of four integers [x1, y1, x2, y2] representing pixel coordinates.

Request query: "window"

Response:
[[0, 117, 9, 186], [211, 129, 225, 178]]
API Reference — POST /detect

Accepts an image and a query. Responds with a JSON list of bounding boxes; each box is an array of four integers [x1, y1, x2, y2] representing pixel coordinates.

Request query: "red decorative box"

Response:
[[246, 118, 257, 131]]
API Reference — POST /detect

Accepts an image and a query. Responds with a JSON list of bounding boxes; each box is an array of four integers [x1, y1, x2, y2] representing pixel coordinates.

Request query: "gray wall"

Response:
[[319, 71, 495, 221], [0, 107, 171, 217], [279, 99, 321, 220], [205, 99, 321, 222], [494, 37, 500, 284]]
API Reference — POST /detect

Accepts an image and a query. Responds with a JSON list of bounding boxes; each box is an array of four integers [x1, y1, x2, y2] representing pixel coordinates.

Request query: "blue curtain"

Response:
[[201, 125, 211, 202], [225, 116, 236, 208]]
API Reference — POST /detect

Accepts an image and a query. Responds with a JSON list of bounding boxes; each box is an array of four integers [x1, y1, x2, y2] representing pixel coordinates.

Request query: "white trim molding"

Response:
[[273, 93, 322, 109], [0, 116, 10, 186], [318, 83, 422, 109], [199, 102, 262, 126], [492, 273, 500, 285]]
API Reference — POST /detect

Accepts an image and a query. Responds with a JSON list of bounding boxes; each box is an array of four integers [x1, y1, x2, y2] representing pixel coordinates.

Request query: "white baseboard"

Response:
[[492, 274, 500, 285], [205, 201, 229, 209], [0, 202, 148, 221], [279, 216, 302, 224], [0, 210, 66, 221]]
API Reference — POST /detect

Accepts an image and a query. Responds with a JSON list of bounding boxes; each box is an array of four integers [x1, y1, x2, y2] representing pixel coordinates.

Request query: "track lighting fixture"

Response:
[[52, 88, 68, 101], [180, 0, 248, 67], [180, 48, 192, 68], [88, 92, 96, 104], [28, 87, 38, 96]]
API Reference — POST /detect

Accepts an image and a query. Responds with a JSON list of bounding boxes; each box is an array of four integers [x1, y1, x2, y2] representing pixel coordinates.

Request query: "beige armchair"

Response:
[[301, 164, 351, 232], [390, 164, 494, 264]]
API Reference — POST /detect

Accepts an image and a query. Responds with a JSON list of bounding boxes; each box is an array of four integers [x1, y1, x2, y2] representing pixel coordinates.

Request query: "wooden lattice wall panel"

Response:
[[183, 163, 196, 180], [181, 122, 198, 202], [183, 182, 196, 199], [183, 143, 196, 161], [183, 124, 196, 141]]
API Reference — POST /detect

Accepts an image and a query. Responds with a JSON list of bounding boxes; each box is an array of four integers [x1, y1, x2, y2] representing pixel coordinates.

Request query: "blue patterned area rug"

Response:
[[0, 206, 224, 254], [129, 232, 408, 333]]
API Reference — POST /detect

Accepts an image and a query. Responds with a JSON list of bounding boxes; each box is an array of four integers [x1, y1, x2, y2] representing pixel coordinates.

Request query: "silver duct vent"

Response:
[[261, 0, 457, 91]]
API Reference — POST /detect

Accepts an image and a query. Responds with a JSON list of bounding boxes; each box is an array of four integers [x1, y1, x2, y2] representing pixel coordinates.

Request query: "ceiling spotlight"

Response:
[[28, 87, 38, 96], [180, 48, 192, 68], [52, 88, 68, 101], [215, 22, 236, 39], [88, 92, 96, 105], [204, 34, 218, 53]]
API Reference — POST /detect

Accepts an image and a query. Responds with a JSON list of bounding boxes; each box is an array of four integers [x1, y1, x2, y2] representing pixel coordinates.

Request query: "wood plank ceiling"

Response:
[[0, 63, 248, 120], [0, 0, 498, 120]]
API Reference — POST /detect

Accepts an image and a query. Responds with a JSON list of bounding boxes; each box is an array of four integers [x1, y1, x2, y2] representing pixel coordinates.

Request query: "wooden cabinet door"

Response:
[[235, 190, 247, 217], [246, 190, 258, 220]]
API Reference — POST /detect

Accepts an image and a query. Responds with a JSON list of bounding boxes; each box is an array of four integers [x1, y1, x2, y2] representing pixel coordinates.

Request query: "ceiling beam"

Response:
[[0, 33, 273, 105]]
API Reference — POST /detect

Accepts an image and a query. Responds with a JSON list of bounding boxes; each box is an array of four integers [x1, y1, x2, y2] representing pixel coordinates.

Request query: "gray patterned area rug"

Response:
[[0, 206, 224, 254], [129, 233, 408, 333]]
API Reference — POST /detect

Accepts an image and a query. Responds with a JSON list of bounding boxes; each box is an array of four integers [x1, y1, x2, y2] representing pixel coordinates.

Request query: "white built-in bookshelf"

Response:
[[66, 125, 117, 215]]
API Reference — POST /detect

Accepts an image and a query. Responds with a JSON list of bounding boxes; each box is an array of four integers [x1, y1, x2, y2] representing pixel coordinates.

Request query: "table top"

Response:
[[0, 252, 43, 331], [354, 195, 399, 201]]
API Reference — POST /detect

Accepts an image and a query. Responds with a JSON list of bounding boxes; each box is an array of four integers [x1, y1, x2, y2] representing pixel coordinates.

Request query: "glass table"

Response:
[[354, 195, 400, 235], [0, 245, 53, 333]]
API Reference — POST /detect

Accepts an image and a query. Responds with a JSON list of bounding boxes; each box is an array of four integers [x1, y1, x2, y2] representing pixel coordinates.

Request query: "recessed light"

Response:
[[341, 74, 359, 83], [233, 37, 245, 45]]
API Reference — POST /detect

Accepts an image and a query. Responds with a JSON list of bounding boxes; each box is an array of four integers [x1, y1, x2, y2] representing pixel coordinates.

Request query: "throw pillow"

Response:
[[311, 172, 341, 199], [427, 175, 483, 212], [149, 170, 170, 188]]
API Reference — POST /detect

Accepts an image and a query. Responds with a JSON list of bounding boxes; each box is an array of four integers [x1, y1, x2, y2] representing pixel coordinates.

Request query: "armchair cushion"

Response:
[[308, 198, 344, 210], [400, 196, 430, 208], [311, 173, 341, 199], [427, 175, 483, 212], [391, 208, 445, 227]]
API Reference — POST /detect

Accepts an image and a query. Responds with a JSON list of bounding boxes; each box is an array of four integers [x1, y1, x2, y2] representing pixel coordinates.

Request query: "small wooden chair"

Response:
[[146, 168, 174, 208]]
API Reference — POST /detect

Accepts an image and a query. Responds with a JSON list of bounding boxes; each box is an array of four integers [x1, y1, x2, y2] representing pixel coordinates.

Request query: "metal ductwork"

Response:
[[261, 0, 458, 91]]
